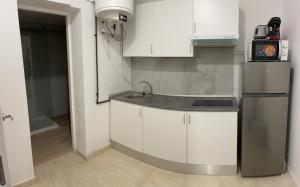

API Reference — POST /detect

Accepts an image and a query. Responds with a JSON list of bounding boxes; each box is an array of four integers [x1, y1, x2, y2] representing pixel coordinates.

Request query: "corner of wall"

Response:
[[288, 166, 300, 187], [282, 1, 300, 187]]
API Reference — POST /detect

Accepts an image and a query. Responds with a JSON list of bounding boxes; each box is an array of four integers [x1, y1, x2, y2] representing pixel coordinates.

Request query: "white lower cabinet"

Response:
[[110, 100, 237, 167], [143, 107, 187, 163], [187, 112, 238, 166], [110, 100, 143, 152]]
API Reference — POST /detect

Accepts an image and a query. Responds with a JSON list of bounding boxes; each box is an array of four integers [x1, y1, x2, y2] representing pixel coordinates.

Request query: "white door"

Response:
[[0, 0, 35, 184], [153, 0, 193, 57], [0, 110, 11, 187], [188, 112, 237, 165], [123, 0, 154, 57], [110, 100, 143, 152], [143, 107, 187, 163]]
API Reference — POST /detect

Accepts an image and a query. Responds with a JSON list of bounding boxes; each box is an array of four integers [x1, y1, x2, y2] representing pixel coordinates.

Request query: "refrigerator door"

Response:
[[241, 96, 288, 177], [243, 62, 291, 94]]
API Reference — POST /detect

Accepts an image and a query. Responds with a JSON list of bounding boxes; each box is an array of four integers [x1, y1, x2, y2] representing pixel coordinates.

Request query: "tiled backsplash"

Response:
[[132, 48, 242, 96]]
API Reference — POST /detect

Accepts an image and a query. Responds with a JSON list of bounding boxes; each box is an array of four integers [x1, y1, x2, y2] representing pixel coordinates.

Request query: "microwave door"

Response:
[[251, 40, 280, 62]]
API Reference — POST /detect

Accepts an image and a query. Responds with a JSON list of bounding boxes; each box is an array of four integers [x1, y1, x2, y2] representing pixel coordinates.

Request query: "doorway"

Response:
[[18, 10, 73, 166]]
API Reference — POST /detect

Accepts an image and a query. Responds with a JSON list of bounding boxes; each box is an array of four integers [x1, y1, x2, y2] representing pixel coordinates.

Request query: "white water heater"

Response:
[[95, 0, 134, 23]]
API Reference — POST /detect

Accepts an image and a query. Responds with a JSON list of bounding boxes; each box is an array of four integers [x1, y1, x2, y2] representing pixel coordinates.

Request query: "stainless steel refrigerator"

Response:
[[241, 62, 291, 177]]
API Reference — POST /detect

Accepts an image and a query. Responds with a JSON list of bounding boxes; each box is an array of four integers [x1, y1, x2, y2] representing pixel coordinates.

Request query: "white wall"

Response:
[[88, 0, 286, 154], [48, 32, 70, 117], [238, 0, 283, 52], [283, 0, 300, 186], [83, 16, 132, 155], [21, 35, 36, 118], [97, 21, 132, 102], [21, 31, 69, 120], [232, 0, 284, 100], [75, 0, 108, 155], [78, 2, 130, 155], [2, 0, 96, 184], [17, 0, 122, 157], [30, 33, 53, 118], [239, 1, 300, 186], [6, 0, 296, 185], [67, 5, 87, 154]]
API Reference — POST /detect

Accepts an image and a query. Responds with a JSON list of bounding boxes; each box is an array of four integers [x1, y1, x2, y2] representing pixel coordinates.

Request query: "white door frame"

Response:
[[17, 5, 79, 150]]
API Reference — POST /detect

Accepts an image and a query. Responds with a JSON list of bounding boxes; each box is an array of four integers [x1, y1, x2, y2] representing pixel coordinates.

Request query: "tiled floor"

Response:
[[28, 114, 295, 187], [31, 114, 72, 165], [28, 148, 295, 187]]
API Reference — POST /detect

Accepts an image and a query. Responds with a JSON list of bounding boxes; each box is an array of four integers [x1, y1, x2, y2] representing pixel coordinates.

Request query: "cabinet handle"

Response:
[[189, 114, 191, 124], [1, 114, 13, 122], [150, 44, 153, 55], [139, 108, 142, 117], [183, 114, 186, 124]]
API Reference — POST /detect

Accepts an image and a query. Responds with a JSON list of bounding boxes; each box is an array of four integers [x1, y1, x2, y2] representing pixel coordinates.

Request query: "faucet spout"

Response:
[[137, 81, 153, 96]]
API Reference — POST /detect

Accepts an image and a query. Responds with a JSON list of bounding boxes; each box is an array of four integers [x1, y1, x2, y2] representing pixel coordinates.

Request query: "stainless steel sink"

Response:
[[126, 95, 145, 99], [125, 93, 150, 99]]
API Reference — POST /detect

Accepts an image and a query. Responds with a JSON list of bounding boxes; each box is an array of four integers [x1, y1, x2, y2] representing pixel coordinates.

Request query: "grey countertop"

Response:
[[110, 91, 239, 112]]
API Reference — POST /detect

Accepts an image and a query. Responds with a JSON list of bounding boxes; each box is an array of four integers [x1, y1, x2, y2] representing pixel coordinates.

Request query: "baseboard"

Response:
[[30, 123, 59, 135], [288, 165, 300, 187], [75, 149, 88, 160], [86, 145, 111, 159], [112, 141, 236, 175], [76, 145, 111, 160], [14, 177, 36, 187]]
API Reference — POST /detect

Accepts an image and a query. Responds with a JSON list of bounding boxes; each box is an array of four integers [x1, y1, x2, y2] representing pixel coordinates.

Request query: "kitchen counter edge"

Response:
[[110, 91, 239, 112]]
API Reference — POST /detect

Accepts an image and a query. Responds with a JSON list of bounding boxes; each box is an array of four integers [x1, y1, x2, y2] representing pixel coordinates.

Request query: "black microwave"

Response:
[[247, 40, 289, 62]]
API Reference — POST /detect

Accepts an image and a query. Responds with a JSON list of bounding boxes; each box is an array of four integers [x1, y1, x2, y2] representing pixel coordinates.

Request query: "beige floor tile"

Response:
[[256, 174, 295, 187], [27, 146, 296, 187], [184, 175, 221, 187], [31, 114, 72, 166]]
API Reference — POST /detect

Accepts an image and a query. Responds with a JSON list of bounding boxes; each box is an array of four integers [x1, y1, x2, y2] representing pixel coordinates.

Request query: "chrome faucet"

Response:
[[137, 80, 153, 96]]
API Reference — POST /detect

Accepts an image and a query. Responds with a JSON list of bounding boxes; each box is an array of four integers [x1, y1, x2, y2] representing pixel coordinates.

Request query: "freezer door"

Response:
[[241, 96, 288, 177], [243, 62, 291, 93]]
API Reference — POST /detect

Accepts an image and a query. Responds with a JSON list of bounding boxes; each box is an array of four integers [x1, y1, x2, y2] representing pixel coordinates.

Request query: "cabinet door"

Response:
[[188, 112, 237, 165], [143, 107, 187, 163], [123, 1, 154, 57], [193, 0, 239, 37], [153, 0, 193, 57], [110, 100, 143, 152]]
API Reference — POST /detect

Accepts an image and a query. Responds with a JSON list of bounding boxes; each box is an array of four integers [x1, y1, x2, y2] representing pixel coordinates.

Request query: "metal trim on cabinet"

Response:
[[111, 141, 237, 176]]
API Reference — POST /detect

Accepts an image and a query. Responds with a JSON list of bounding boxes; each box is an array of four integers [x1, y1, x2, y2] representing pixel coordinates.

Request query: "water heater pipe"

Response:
[[95, 16, 110, 105]]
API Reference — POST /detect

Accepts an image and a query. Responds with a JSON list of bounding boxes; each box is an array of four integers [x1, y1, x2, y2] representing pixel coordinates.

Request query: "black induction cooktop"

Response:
[[192, 100, 234, 107]]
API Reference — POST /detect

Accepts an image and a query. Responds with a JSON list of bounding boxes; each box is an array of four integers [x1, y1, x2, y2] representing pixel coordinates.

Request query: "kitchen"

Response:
[[0, 0, 299, 187]]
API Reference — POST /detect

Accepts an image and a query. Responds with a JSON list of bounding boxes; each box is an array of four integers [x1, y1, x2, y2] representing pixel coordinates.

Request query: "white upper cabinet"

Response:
[[192, 0, 239, 46], [123, 1, 154, 57], [123, 0, 193, 57], [153, 0, 193, 57]]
